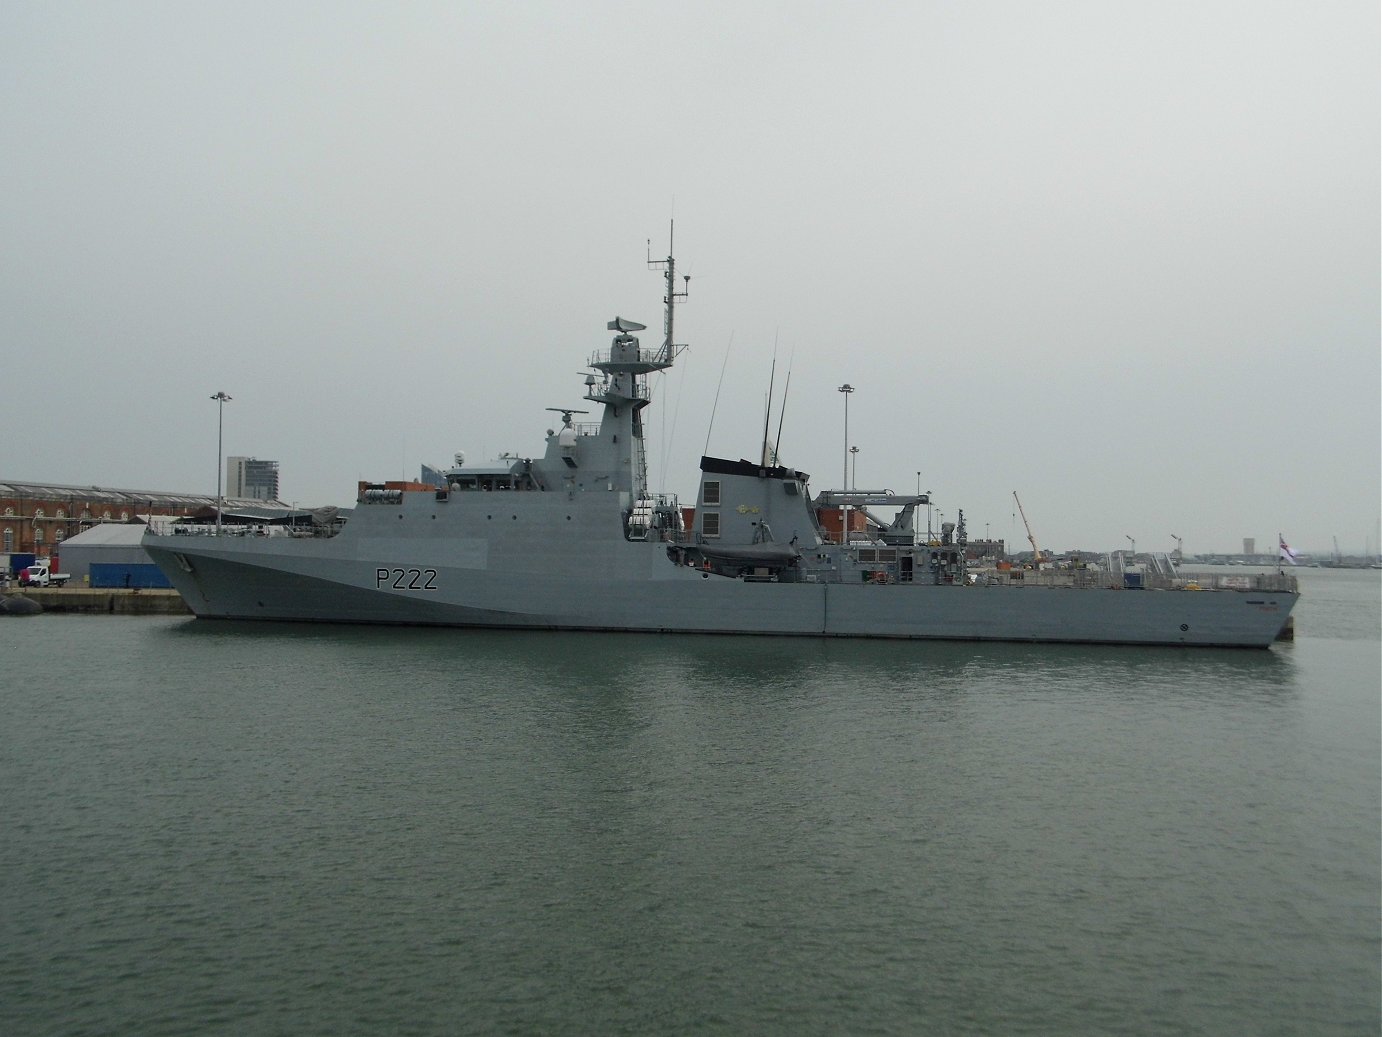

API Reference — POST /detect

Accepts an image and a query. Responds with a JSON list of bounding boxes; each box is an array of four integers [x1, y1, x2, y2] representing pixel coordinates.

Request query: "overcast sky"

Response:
[[3, 2, 1377, 555]]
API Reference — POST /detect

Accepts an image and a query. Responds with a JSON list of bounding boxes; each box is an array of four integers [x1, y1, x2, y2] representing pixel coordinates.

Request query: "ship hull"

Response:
[[143, 537, 1296, 648], [142, 268, 1300, 649]]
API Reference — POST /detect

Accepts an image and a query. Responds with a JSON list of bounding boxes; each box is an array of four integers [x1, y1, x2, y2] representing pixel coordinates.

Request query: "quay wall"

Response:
[[2, 588, 190, 615]]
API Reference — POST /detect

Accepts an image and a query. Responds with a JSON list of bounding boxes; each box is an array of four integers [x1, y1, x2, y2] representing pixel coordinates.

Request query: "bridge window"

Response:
[[702, 481, 721, 506], [702, 511, 720, 537]]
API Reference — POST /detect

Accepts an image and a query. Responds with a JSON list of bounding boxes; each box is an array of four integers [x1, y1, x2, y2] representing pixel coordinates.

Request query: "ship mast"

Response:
[[585, 230, 688, 499], [648, 221, 690, 364]]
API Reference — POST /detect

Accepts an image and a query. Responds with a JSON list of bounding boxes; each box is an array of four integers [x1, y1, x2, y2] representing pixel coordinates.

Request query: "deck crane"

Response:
[[1013, 491, 1040, 568]]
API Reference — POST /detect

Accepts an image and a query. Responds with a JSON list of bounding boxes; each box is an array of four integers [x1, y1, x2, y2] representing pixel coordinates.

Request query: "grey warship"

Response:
[[144, 248, 1298, 648]]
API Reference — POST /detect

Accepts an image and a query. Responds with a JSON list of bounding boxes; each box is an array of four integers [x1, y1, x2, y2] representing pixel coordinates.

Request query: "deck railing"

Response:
[[144, 521, 340, 539], [976, 569, 1298, 593]]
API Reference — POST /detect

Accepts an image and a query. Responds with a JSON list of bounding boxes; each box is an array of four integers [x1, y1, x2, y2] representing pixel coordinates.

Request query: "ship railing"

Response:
[[587, 381, 652, 402], [587, 347, 674, 369], [974, 568, 1298, 593], [144, 520, 341, 539]]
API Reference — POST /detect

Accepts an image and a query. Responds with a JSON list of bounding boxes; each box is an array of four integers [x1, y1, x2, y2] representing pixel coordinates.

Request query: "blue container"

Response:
[[1123, 572, 1144, 590], [90, 563, 173, 589]]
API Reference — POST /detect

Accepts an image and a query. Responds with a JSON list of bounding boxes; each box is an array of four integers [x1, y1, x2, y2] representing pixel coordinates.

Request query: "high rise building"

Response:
[[227, 457, 281, 501]]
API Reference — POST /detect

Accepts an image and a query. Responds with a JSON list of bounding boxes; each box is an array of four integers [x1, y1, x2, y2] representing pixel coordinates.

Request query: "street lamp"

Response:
[[837, 384, 853, 545], [211, 391, 232, 534], [850, 446, 859, 489]]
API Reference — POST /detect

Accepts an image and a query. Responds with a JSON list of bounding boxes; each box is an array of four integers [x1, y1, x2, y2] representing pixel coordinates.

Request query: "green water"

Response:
[[1, 568, 1377, 1034]]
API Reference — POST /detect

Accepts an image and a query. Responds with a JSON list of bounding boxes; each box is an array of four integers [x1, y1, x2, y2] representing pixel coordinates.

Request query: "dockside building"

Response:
[[0, 479, 290, 560]]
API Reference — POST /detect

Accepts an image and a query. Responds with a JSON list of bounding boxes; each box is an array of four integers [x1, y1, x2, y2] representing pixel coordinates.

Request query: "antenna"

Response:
[[545, 407, 589, 427], [772, 354, 793, 468], [760, 351, 777, 467], [648, 220, 689, 363], [703, 332, 734, 457]]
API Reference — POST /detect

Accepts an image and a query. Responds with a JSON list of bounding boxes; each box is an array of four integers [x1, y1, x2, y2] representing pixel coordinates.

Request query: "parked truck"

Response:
[[18, 561, 71, 587]]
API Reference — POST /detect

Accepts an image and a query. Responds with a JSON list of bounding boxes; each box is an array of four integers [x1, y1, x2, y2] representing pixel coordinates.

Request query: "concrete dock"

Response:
[[1, 587, 191, 615]]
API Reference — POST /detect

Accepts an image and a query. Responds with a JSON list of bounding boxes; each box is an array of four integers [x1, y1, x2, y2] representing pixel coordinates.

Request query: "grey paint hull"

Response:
[[141, 305, 1298, 649], [143, 533, 1296, 647]]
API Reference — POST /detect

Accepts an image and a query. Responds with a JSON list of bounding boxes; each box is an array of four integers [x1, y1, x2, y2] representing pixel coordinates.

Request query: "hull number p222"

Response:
[[376, 568, 439, 590]]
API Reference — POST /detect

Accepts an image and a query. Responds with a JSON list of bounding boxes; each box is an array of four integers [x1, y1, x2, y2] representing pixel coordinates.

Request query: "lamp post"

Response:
[[211, 391, 232, 534], [837, 384, 854, 545], [850, 446, 859, 490]]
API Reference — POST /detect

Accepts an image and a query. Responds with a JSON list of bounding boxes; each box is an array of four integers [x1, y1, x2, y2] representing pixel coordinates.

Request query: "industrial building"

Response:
[[0, 478, 290, 563], [57, 523, 173, 588]]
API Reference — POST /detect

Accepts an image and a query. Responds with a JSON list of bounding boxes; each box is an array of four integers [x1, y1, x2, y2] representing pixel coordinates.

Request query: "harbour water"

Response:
[[2, 567, 1377, 1035]]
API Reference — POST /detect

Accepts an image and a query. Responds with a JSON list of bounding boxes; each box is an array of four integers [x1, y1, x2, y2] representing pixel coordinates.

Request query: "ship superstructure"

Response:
[[144, 245, 1299, 647]]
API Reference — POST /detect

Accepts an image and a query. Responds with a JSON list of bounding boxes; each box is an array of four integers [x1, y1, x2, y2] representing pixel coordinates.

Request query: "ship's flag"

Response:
[[1279, 535, 1298, 565]]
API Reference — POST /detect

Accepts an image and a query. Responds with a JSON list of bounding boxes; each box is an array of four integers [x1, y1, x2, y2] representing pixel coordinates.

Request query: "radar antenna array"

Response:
[[545, 407, 589, 427]]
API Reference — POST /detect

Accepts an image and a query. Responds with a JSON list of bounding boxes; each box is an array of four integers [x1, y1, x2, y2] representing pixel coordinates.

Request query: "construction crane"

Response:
[[1013, 491, 1040, 568]]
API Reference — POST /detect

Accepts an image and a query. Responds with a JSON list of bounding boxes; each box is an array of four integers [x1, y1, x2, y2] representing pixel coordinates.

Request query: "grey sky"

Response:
[[3, 2, 1377, 555]]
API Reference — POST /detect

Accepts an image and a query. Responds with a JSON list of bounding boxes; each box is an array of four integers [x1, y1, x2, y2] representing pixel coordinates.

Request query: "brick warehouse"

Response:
[[0, 479, 287, 562]]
